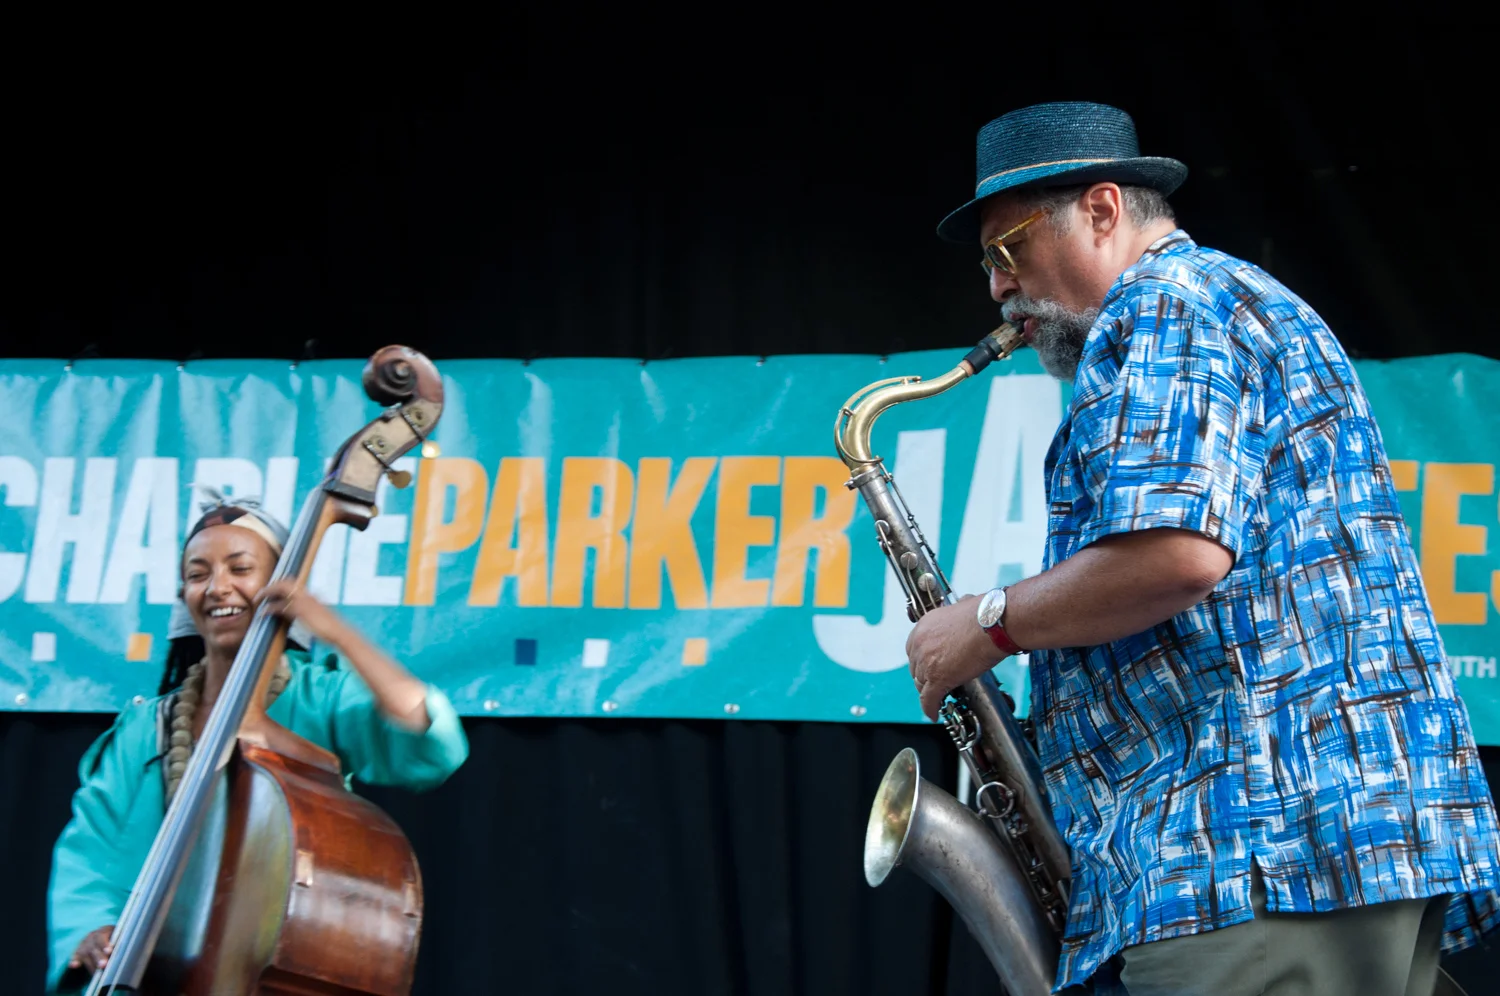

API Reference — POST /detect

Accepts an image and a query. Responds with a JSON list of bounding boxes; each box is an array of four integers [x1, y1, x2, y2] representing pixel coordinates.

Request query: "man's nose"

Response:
[[989, 268, 1020, 302]]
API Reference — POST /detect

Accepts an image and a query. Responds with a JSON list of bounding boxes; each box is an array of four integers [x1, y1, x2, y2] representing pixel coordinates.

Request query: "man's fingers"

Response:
[[920, 684, 942, 721]]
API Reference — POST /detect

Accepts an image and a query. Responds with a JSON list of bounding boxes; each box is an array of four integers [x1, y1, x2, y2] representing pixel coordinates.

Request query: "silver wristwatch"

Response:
[[976, 586, 1025, 655], [976, 586, 1009, 629]]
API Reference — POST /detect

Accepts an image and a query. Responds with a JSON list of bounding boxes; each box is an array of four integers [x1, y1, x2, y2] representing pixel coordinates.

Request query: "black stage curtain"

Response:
[[5, 712, 1499, 994], [4, 35, 1496, 367]]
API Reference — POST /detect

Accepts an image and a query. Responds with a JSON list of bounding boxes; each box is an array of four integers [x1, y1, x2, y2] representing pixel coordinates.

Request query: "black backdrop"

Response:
[[4, 14, 1500, 995]]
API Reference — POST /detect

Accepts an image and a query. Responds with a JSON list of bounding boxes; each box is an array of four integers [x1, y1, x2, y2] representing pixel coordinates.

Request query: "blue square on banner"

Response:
[[514, 639, 537, 667]]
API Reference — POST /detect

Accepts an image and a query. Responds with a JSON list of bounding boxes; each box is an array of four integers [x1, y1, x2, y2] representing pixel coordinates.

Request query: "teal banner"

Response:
[[3, 351, 1500, 740]]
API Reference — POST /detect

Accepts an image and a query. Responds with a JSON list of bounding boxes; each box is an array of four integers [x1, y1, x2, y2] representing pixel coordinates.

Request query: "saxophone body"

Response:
[[835, 327, 1072, 995]]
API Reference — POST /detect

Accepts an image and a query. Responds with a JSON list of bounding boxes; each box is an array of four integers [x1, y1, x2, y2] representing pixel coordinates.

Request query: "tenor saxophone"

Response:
[[836, 326, 1072, 995]]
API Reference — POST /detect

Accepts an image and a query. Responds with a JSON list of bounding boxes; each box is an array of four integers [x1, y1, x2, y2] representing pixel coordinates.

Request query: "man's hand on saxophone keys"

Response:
[[905, 594, 1010, 720]]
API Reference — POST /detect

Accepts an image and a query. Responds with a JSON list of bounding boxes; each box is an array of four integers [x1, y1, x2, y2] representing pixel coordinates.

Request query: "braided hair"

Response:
[[158, 635, 208, 697]]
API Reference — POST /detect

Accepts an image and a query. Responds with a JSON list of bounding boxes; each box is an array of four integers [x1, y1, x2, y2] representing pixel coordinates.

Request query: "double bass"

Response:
[[87, 345, 445, 995]]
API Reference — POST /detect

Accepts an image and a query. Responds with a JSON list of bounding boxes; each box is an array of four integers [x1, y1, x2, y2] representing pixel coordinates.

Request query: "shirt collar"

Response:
[[1101, 228, 1195, 307], [1140, 228, 1195, 259]]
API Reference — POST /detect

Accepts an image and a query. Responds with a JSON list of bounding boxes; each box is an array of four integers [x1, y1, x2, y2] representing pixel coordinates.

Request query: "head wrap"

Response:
[[184, 491, 287, 561], [168, 485, 312, 648]]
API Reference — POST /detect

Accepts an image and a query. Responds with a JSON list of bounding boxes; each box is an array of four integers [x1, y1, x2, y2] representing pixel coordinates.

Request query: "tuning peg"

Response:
[[386, 469, 413, 489], [421, 441, 441, 459]]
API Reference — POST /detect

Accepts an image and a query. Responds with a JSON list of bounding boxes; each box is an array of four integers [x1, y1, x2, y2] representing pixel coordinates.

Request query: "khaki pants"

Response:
[[1094, 865, 1456, 996]]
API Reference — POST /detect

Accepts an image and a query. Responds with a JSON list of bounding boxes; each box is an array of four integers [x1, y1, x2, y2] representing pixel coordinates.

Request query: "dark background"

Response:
[[4, 12, 1499, 995]]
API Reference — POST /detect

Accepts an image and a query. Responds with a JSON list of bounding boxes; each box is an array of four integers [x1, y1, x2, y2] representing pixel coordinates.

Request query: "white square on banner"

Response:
[[582, 639, 610, 669], [32, 632, 57, 662]]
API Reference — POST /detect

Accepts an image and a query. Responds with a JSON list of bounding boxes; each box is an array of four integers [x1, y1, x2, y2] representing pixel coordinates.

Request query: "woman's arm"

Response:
[[258, 580, 470, 792], [47, 706, 157, 992], [257, 580, 430, 732]]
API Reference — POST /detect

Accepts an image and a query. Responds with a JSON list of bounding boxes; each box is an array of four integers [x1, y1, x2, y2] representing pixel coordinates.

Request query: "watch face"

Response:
[[977, 588, 1006, 628]]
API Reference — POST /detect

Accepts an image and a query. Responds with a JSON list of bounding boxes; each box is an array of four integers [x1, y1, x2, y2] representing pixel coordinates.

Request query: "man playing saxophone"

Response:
[[904, 100, 1500, 995]]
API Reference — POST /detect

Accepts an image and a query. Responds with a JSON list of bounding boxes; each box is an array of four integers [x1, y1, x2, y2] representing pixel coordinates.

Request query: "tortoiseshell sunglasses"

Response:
[[980, 209, 1045, 277]]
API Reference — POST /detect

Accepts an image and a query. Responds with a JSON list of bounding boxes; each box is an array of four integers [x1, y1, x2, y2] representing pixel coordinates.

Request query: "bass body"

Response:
[[144, 741, 423, 995]]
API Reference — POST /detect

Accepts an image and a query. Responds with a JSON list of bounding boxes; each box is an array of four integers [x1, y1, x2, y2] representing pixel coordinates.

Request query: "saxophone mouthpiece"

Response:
[[989, 322, 1024, 359], [962, 322, 1024, 375]]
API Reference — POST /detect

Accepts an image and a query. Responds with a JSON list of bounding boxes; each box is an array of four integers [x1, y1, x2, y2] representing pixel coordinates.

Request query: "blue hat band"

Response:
[[975, 157, 1118, 194]]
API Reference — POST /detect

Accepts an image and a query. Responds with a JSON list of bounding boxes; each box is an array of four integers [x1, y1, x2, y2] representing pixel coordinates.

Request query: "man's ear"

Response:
[[1082, 182, 1125, 239]]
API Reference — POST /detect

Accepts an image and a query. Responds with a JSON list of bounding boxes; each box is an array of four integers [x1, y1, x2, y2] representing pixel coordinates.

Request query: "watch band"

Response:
[[984, 619, 1026, 657], [978, 586, 1026, 656]]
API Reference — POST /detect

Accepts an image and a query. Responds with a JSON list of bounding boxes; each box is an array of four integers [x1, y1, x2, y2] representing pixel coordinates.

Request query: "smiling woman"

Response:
[[42, 492, 471, 994]]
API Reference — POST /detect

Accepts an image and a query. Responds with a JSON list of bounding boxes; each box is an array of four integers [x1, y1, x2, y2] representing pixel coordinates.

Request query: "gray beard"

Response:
[[1002, 295, 1099, 382]]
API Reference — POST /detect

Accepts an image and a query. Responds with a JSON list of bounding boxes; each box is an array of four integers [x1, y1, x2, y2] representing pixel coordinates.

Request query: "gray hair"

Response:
[[1017, 182, 1175, 232]]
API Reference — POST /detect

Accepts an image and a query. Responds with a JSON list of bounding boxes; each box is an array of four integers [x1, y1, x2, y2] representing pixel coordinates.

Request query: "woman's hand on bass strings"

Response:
[[70, 924, 114, 972], [256, 579, 347, 646]]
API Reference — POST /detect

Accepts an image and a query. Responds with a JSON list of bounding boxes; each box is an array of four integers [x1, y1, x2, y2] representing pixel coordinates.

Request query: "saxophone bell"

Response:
[[865, 749, 1060, 996]]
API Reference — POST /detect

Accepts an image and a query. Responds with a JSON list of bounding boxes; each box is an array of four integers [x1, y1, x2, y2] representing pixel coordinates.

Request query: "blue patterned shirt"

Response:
[[1031, 229, 1500, 990]]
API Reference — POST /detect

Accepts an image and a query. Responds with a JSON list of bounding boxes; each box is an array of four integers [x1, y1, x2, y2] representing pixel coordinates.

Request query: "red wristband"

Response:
[[983, 622, 1026, 657]]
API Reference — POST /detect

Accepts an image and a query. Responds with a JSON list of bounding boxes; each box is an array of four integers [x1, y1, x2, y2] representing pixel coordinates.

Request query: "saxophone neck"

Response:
[[835, 368, 966, 469], [834, 324, 1022, 470]]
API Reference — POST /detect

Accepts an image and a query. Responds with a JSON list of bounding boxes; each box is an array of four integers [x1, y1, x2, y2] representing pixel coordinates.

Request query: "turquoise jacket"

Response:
[[45, 649, 470, 993]]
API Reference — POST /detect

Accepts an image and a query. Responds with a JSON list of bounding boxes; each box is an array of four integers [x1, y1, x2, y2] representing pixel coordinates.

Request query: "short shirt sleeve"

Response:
[[1070, 286, 1265, 558]]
